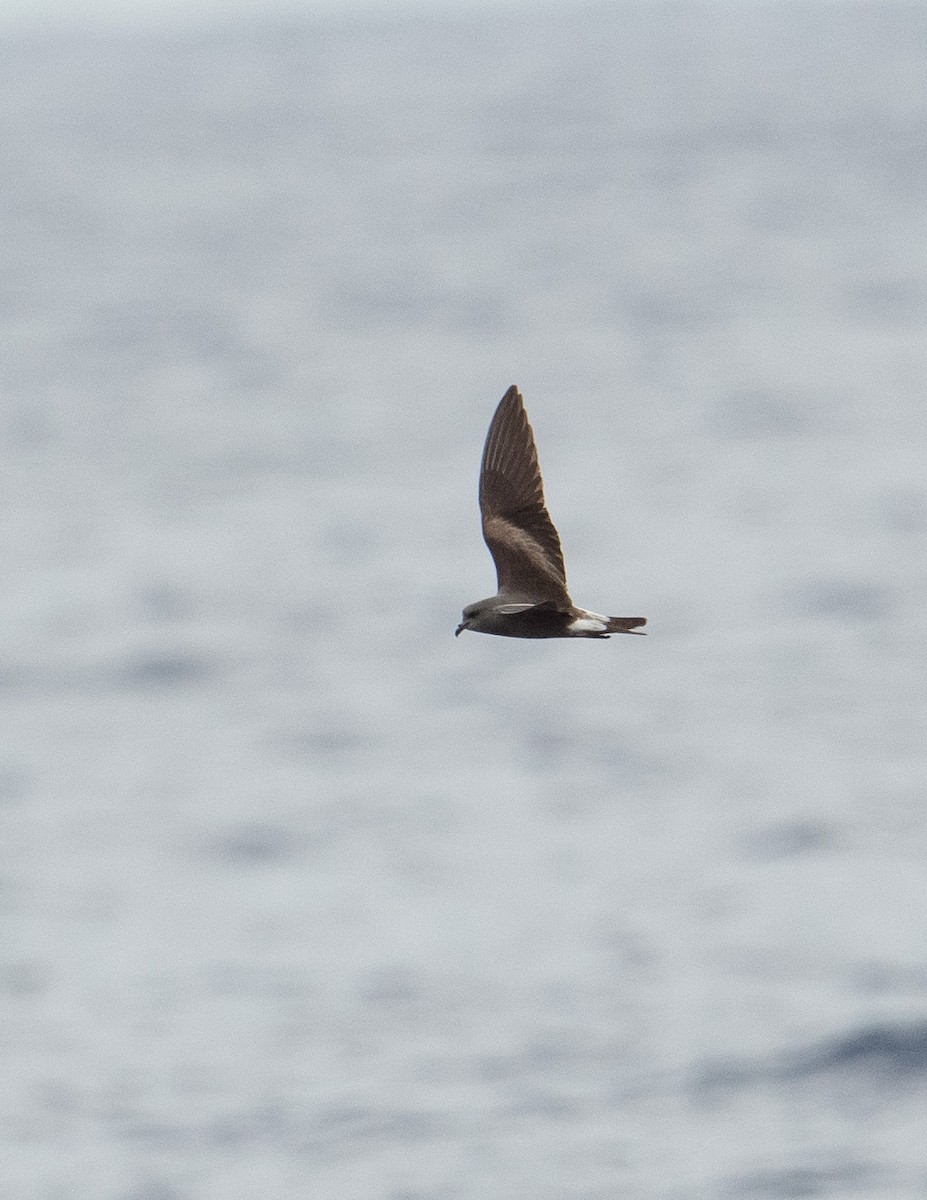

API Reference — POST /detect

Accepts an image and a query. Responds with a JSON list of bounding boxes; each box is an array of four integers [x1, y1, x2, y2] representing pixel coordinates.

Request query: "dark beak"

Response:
[[455, 622, 466, 637]]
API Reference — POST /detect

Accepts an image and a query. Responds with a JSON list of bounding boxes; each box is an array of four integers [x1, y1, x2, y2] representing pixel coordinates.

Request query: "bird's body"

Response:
[[456, 386, 646, 640]]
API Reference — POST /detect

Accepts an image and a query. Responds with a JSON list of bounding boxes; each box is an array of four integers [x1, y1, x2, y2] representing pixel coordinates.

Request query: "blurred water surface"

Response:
[[1, 4, 926, 1197]]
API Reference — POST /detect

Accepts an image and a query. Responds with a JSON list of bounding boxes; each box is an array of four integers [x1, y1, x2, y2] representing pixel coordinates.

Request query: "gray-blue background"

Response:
[[2, 4, 926, 1197]]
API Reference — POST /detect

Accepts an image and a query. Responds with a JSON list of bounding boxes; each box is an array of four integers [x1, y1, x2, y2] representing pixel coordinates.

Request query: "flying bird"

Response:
[[456, 386, 647, 639]]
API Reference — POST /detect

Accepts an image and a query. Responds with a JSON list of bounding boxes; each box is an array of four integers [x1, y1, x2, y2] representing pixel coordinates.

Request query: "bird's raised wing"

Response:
[[478, 386, 571, 606]]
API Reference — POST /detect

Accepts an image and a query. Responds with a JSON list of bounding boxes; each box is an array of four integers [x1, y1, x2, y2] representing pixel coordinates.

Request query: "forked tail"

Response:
[[606, 616, 647, 635]]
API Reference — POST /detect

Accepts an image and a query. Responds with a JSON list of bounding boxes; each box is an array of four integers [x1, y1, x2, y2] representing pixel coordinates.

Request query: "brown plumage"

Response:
[[479, 384, 570, 607], [456, 386, 647, 639]]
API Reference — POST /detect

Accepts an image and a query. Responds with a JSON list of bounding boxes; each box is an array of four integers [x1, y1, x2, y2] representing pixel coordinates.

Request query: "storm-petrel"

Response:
[[455, 385, 647, 639]]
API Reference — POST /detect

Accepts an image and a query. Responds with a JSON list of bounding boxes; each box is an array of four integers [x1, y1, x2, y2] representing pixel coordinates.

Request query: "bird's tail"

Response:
[[606, 616, 647, 635]]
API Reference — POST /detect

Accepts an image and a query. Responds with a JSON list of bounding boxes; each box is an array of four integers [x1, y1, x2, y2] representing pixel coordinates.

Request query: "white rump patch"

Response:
[[567, 615, 608, 635]]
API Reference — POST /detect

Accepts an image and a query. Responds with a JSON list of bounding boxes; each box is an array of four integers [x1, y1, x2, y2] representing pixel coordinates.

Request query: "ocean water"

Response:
[[1, 4, 926, 1197]]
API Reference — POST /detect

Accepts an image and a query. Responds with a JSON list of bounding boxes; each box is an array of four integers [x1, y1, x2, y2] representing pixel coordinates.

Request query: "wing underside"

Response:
[[479, 386, 571, 606]]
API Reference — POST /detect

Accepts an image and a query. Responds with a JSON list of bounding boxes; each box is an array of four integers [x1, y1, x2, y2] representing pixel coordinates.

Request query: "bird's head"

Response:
[[455, 600, 489, 636]]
